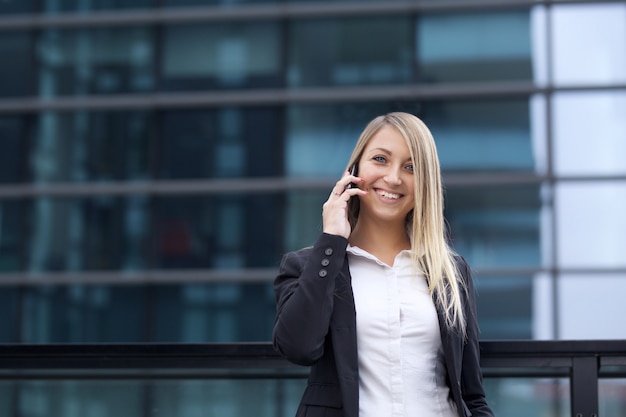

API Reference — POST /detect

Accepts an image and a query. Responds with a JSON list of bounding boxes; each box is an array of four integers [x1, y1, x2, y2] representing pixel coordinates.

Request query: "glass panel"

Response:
[[288, 16, 412, 87], [445, 184, 542, 269], [153, 282, 275, 342], [161, 22, 281, 91], [473, 275, 533, 339], [0, 1, 35, 14], [0, 379, 305, 417], [42, 0, 154, 13], [483, 378, 570, 417], [599, 379, 626, 417], [26, 196, 150, 272], [552, 4, 626, 86], [286, 98, 540, 177], [163, 0, 274, 6], [0, 288, 18, 342], [286, 103, 392, 178], [553, 91, 626, 175], [424, 99, 536, 172], [31, 111, 151, 183], [0, 31, 32, 98], [159, 107, 283, 179], [418, 11, 533, 83], [0, 116, 26, 183], [557, 274, 626, 340], [555, 181, 626, 268], [154, 195, 283, 269], [284, 190, 328, 252], [0, 201, 23, 272], [37, 27, 154, 97], [21, 285, 147, 343]]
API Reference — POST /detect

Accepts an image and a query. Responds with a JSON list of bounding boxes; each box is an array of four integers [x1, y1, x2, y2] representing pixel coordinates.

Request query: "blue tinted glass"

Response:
[[424, 99, 534, 171], [0, 201, 22, 272], [42, 0, 154, 12], [0, 288, 18, 341], [163, 0, 273, 5], [161, 22, 281, 91], [37, 28, 154, 96], [26, 197, 150, 272], [21, 285, 147, 343], [32, 112, 151, 183], [446, 185, 542, 268], [418, 11, 533, 83], [153, 283, 275, 342], [473, 275, 533, 339], [0, 31, 32, 97], [154, 195, 283, 270], [0, 0, 34, 14], [288, 16, 412, 87], [159, 107, 283, 179], [0, 116, 26, 183], [287, 99, 535, 177]]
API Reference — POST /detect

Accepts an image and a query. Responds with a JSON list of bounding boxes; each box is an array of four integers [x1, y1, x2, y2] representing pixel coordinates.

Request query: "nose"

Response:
[[384, 166, 402, 185]]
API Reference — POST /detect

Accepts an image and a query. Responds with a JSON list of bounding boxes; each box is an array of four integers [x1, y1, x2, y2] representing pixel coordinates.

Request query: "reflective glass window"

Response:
[[286, 103, 392, 178], [553, 91, 626, 175], [473, 275, 532, 339], [0, 201, 23, 272], [31, 111, 151, 183], [161, 22, 281, 91], [286, 99, 538, 178], [418, 11, 533, 83], [42, 0, 154, 13], [556, 182, 626, 268], [599, 379, 626, 417], [288, 17, 412, 87], [0, 0, 35, 14], [26, 196, 150, 272], [0, 31, 32, 97], [0, 288, 18, 342], [154, 195, 283, 270], [552, 4, 626, 85], [445, 185, 542, 269], [21, 284, 147, 343], [153, 283, 275, 342], [163, 0, 274, 6], [0, 116, 27, 183], [159, 107, 283, 179], [424, 99, 536, 172], [557, 274, 626, 339], [37, 27, 154, 97], [483, 378, 570, 417]]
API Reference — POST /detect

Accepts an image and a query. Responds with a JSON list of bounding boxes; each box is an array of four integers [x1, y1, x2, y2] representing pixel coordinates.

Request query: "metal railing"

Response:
[[0, 340, 625, 417]]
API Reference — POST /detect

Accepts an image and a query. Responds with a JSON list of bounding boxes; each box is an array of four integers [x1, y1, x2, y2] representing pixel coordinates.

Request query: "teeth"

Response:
[[378, 190, 400, 200]]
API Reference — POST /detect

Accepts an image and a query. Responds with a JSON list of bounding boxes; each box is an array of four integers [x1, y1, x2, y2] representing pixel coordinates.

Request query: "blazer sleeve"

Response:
[[459, 258, 495, 417], [272, 233, 348, 366]]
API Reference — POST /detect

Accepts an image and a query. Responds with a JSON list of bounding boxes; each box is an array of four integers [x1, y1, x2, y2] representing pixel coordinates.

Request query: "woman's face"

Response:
[[356, 125, 415, 225]]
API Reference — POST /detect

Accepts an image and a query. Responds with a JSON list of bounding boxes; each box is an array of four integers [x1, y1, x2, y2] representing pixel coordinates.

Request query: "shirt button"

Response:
[[318, 269, 328, 278], [324, 248, 333, 256], [321, 258, 330, 266]]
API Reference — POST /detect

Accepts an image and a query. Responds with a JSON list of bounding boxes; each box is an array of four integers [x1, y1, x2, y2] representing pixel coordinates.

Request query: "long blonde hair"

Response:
[[346, 112, 467, 334]]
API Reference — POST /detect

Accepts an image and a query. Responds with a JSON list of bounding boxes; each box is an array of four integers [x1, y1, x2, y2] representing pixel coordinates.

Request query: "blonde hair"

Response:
[[346, 112, 467, 334]]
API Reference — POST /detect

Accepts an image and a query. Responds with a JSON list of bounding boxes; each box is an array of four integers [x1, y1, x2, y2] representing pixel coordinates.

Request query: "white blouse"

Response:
[[347, 245, 458, 417]]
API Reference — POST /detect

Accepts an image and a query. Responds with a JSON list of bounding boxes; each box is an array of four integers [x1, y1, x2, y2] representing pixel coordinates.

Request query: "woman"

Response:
[[273, 112, 494, 417]]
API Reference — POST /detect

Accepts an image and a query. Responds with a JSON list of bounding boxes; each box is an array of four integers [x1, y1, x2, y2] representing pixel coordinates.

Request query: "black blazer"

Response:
[[273, 233, 494, 417]]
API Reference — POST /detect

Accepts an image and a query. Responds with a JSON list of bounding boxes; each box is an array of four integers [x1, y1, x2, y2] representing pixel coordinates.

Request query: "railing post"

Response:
[[570, 356, 599, 417]]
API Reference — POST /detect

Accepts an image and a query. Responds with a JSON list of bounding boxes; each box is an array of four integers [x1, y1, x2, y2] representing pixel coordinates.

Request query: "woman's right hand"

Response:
[[322, 170, 367, 239]]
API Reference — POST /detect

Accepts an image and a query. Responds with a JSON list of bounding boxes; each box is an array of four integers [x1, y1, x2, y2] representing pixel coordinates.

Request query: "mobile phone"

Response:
[[347, 164, 357, 189]]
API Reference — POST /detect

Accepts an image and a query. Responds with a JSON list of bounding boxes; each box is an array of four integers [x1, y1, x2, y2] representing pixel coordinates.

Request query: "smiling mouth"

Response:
[[376, 189, 401, 200]]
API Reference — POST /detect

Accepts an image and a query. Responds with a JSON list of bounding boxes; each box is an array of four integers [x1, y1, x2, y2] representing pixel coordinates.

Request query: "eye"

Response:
[[405, 164, 414, 173], [373, 155, 386, 163]]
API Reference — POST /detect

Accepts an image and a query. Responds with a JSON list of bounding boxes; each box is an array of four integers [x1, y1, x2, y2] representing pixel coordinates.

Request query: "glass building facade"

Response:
[[0, 0, 625, 415]]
